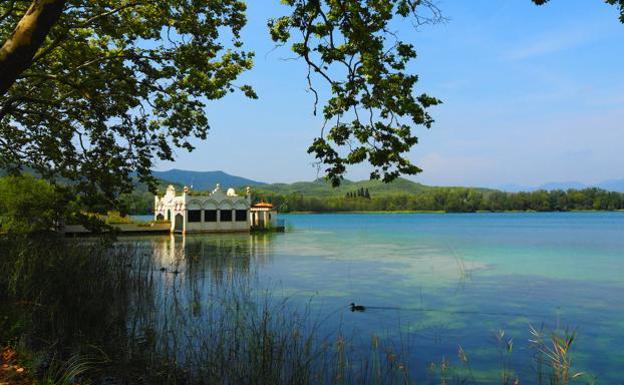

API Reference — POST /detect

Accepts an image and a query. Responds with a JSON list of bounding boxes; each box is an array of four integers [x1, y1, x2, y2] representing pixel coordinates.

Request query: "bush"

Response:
[[0, 175, 68, 233]]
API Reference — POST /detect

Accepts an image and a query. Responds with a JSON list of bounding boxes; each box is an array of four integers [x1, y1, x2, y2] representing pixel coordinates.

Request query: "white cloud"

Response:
[[504, 28, 599, 61]]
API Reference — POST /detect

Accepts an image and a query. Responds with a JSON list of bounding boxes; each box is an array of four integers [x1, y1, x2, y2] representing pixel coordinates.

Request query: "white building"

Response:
[[154, 184, 252, 234], [250, 202, 279, 229]]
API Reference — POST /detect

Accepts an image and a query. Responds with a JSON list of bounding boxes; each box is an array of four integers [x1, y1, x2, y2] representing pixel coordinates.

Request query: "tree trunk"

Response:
[[0, 0, 66, 96]]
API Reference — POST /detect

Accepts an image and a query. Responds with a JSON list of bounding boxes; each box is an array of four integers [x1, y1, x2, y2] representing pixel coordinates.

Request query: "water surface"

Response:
[[126, 212, 624, 383]]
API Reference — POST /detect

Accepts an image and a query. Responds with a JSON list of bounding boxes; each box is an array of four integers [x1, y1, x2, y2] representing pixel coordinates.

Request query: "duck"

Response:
[[350, 303, 365, 312]]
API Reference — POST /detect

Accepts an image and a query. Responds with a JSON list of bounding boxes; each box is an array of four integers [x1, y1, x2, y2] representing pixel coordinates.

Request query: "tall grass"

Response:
[[529, 325, 594, 385], [0, 234, 597, 385], [0, 235, 411, 385]]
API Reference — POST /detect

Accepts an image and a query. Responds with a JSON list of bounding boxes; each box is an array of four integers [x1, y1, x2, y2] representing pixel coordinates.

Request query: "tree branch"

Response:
[[0, 0, 67, 96]]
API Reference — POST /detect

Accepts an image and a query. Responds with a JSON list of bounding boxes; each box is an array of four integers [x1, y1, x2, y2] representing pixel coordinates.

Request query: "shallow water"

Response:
[[126, 212, 624, 383]]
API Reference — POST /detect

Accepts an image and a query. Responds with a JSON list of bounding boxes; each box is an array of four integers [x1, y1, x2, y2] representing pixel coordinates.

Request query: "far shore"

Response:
[[131, 209, 624, 217], [281, 209, 624, 215]]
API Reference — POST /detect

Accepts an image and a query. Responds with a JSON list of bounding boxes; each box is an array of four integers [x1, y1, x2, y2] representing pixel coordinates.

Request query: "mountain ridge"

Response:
[[497, 179, 624, 193], [152, 169, 624, 194], [152, 169, 265, 190]]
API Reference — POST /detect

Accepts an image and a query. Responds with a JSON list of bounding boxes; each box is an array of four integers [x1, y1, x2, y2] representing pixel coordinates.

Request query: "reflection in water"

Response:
[[125, 232, 274, 284], [119, 233, 284, 364], [117, 212, 624, 384], [111, 219, 624, 384], [110, 232, 383, 385], [10, 214, 621, 384]]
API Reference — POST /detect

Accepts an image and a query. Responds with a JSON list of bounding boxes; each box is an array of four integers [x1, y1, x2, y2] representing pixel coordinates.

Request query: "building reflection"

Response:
[[113, 232, 281, 360], [148, 232, 275, 286]]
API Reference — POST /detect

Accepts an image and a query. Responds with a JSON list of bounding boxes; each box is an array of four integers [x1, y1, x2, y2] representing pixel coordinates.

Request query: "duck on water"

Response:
[[350, 303, 365, 312]]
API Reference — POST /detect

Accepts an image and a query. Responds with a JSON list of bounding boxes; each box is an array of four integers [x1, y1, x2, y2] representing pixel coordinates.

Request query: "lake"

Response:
[[125, 212, 624, 383]]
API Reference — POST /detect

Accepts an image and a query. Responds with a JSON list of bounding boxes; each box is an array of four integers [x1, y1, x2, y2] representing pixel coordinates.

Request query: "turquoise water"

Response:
[[127, 212, 624, 383]]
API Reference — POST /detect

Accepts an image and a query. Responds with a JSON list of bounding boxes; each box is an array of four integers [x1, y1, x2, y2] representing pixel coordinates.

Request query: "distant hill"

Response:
[[539, 181, 588, 191], [152, 169, 266, 190], [498, 179, 624, 193], [255, 177, 494, 198], [598, 179, 624, 193], [4, 166, 624, 194]]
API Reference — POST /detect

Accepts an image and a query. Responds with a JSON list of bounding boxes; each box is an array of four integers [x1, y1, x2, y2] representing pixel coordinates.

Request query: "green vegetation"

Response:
[[0, 174, 70, 233], [0, 0, 447, 207], [5, 174, 621, 218], [0, 235, 426, 385], [118, 178, 182, 216], [532, 0, 624, 22], [251, 179, 624, 213], [254, 178, 435, 198], [119, 177, 624, 214], [346, 187, 371, 199], [1, 1, 623, 206], [0, 175, 171, 231]]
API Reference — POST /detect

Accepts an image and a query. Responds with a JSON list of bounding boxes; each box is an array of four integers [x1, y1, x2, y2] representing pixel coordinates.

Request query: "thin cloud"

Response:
[[504, 28, 598, 61]]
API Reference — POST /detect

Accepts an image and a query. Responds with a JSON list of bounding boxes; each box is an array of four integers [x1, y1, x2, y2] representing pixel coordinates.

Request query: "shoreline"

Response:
[[275, 209, 624, 215], [131, 209, 624, 216]]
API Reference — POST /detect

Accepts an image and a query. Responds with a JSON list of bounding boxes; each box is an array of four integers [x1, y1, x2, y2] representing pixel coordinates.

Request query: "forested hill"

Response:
[[252, 179, 624, 213], [256, 178, 493, 197], [152, 169, 265, 190], [2, 170, 623, 214], [120, 175, 624, 214]]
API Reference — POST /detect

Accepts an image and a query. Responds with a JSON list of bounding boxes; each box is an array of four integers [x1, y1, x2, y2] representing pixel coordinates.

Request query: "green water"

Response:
[[127, 212, 624, 383]]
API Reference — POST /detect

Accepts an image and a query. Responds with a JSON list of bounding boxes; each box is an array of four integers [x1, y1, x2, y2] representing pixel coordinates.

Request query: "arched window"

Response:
[[235, 210, 247, 222], [219, 209, 233, 222]]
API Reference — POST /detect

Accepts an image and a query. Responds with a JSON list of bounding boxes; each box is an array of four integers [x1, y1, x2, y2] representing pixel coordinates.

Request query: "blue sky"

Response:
[[156, 0, 624, 188]]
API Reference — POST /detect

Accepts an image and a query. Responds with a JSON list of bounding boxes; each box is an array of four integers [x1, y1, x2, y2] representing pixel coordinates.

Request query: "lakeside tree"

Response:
[[0, 174, 67, 232], [0, 0, 444, 210], [252, 186, 624, 214], [1, 1, 622, 213], [531, 0, 624, 22]]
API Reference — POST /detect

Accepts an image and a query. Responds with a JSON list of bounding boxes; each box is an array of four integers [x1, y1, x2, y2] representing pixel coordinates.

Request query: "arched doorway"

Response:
[[156, 214, 164, 221], [167, 209, 171, 221], [174, 214, 184, 233]]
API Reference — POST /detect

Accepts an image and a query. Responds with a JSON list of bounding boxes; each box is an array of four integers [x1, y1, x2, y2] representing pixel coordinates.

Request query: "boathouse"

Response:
[[154, 184, 252, 234], [250, 202, 278, 230]]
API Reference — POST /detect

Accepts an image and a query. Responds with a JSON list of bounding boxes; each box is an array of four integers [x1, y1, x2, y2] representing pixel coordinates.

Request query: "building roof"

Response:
[[252, 202, 274, 209]]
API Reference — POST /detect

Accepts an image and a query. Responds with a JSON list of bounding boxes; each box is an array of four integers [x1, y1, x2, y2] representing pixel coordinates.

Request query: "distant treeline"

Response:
[[8, 173, 620, 218], [346, 188, 370, 199], [253, 188, 624, 213]]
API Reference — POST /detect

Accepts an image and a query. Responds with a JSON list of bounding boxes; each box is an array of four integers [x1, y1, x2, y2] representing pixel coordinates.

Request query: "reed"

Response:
[[495, 329, 518, 385], [0, 234, 598, 385], [529, 325, 593, 385], [0, 235, 412, 385]]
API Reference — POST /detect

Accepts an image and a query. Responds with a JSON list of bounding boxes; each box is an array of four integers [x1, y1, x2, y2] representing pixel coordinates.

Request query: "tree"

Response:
[[269, 1, 442, 186], [0, 174, 67, 232], [532, 0, 624, 22], [0, 1, 443, 209], [0, 1, 254, 208]]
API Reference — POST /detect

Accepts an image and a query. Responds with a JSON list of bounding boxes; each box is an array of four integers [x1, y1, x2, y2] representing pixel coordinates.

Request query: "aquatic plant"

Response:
[[0, 235, 412, 385], [529, 325, 594, 385], [495, 329, 518, 385], [40, 351, 108, 385], [0, 234, 600, 385]]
